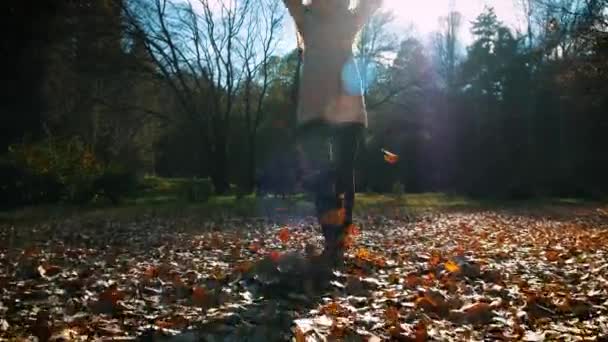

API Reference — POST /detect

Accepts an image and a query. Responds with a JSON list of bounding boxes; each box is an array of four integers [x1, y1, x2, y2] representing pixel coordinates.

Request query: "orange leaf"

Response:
[[429, 252, 441, 267], [385, 306, 400, 325], [355, 248, 371, 260], [144, 266, 159, 279], [320, 302, 348, 317], [405, 274, 420, 289], [382, 149, 399, 164], [422, 273, 436, 287], [346, 224, 360, 236], [342, 234, 355, 249], [445, 260, 460, 273], [235, 261, 253, 273], [328, 323, 346, 339], [40, 264, 62, 277], [269, 251, 282, 262], [545, 250, 560, 262], [388, 273, 400, 284], [414, 321, 428, 342], [294, 327, 306, 342], [99, 284, 124, 305], [248, 243, 261, 253], [155, 315, 187, 330], [191, 286, 207, 306], [278, 227, 290, 243]]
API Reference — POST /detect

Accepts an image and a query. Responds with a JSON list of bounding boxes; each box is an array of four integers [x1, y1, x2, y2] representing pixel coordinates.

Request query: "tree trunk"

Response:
[[246, 134, 257, 194], [211, 135, 230, 195]]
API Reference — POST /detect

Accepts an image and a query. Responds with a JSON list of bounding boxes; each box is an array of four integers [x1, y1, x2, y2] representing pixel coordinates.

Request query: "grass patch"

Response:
[[1, 176, 604, 225]]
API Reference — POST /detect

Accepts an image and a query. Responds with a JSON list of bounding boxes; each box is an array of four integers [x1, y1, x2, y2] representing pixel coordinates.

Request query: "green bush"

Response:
[[93, 164, 138, 205], [183, 178, 214, 202], [4, 137, 137, 206], [0, 158, 62, 208]]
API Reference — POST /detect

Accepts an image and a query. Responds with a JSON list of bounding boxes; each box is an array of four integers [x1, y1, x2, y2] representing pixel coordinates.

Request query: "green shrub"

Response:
[[0, 158, 62, 208], [4, 137, 137, 206], [183, 178, 214, 202], [93, 164, 138, 205]]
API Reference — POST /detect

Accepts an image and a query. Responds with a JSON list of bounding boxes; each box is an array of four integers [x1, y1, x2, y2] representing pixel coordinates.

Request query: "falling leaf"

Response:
[[382, 149, 399, 164], [278, 227, 290, 243], [445, 260, 461, 273]]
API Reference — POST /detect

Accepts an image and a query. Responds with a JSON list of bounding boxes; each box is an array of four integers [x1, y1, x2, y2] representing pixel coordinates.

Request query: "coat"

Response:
[[285, 1, 380, 128]]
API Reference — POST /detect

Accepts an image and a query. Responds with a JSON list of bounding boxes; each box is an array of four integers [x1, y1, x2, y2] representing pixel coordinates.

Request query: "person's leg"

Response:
[[296, 124, 336, 224], [325, 123, 364, 262], [334, 123, 364, 227], [296, 122, 363, 266]]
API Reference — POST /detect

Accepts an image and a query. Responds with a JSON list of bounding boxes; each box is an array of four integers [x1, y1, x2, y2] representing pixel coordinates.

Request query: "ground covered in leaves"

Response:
[[1, 206, 608, 341]]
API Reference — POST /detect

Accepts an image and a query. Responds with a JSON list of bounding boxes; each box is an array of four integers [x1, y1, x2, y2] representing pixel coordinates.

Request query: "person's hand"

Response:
[[361, 0, 383, 11], [371, 0, 383, 11], [354, 0, 382, 27]]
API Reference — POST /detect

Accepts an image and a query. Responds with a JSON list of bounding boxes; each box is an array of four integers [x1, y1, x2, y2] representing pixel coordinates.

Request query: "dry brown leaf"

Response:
[[414, 321, 428, 342], [385, 306, 400, 326], [545, 250, 560, 262], [294, 327, 306, 342], [191, 286, 207, 307], [320, 302, 348, 317], [405, 274, 421, 289], [463, 302, 494, 324]]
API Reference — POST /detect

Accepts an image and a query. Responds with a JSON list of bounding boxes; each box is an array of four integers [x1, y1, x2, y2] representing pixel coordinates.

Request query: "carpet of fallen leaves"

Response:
[[1, 207, 608, 341]]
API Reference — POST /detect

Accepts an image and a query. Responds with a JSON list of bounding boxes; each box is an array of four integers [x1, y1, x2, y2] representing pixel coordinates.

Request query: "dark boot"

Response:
[[321, 224, 346, 269]]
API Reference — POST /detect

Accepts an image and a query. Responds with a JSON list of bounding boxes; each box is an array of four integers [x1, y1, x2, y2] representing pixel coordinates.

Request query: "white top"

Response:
[[284, 0, 381, 127]]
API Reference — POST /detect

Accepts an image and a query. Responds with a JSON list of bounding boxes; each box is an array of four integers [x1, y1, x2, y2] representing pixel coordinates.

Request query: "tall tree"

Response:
[[124, 0, 257, 193], [238, 0, 284, 193]]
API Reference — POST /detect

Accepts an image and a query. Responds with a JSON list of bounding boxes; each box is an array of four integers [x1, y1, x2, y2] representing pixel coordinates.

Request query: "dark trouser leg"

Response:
[[297, 123, 363, 263], [296, 124, 335, 223], [323, 124, 362, 258], [334, 124, 363, 226]]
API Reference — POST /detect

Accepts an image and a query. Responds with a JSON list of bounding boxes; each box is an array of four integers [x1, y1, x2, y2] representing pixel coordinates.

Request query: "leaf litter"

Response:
[[0, 208, 607, 340]]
